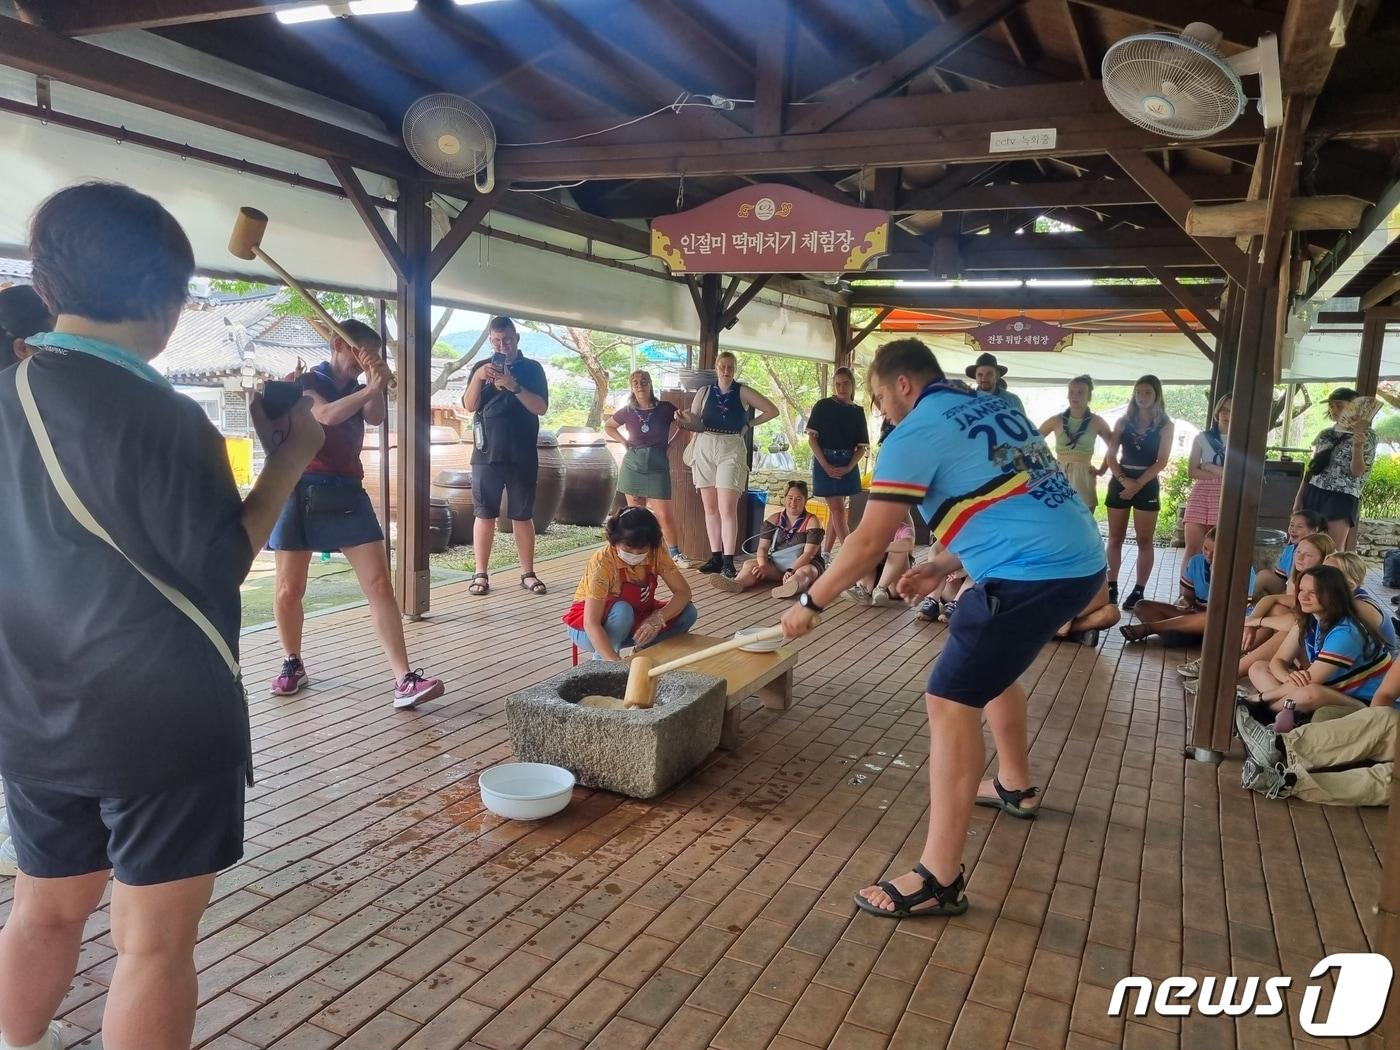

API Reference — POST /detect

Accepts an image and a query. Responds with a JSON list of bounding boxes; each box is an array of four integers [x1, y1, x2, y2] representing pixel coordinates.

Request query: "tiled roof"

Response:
[[153, 301, 332, 383]]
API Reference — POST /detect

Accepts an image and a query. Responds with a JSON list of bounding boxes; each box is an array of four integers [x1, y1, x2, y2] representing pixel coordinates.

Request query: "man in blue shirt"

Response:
[[782, 339, 1104, 920]]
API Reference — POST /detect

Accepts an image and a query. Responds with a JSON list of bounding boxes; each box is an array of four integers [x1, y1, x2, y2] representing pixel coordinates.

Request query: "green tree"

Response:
[[522, 322, 637, 428]]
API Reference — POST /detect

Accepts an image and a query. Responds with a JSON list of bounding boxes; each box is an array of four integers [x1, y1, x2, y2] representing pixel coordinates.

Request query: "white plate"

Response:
[[735, 627, 784, 653], [479, 762, 575, 820]]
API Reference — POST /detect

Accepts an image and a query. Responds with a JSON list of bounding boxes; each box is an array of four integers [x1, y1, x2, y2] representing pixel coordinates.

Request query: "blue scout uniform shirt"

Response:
[[870, 381, 1104, 582], [1304, 616, 1393, 702], [1275, 542, 1296, 579], [1180, 554, 1255, 604], [1353, 587, 1398, 653]]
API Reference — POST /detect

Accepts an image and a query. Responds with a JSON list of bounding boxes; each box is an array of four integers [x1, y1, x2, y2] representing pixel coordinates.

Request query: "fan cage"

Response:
[[1101, 33, 1245, 139], [403, 93, 497, 178]]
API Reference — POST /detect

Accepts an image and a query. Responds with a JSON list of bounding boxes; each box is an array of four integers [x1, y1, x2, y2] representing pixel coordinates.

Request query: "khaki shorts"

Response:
[[690, 431, 749, 491]]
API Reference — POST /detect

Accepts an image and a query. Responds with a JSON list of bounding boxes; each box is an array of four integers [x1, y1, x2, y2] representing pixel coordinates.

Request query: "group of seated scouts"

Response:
[[1108, 507, 1399, 808]]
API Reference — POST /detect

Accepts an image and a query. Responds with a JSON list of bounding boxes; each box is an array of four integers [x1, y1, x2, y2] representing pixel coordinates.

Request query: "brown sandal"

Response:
[[521, 573, 547, 595], [468, 573, 489, 596]]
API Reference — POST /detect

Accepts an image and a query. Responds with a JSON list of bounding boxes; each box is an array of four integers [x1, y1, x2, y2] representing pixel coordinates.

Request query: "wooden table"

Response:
[[635, 631, 797, 750]]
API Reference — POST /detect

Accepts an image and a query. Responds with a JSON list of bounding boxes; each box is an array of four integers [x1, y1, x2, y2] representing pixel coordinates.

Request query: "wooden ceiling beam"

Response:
[[1109, 149, 1249, 284], [1062, 0, 1100, 80], [789, 0, 1030, 135], [643, 0, 754, 89], [752, 5, 792, 138], [523, 0, 748, 138], [924, 173, 1251, 212], [848, 285, 1207, 311], [0, 17, 414, 177], [38, 0, 297, 34], [1279, 0, 1351, 97], [1068, 0, 1282, 46], [1147, 266, 1223, 336]]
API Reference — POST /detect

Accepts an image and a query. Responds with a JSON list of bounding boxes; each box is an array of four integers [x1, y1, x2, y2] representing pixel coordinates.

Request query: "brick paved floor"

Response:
[[18, 545, 1389, 1049]]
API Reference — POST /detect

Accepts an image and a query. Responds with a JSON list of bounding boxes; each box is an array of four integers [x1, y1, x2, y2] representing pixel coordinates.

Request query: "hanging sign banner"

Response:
[[650, 183, 889, 274], [965, 315, 1074, 353]]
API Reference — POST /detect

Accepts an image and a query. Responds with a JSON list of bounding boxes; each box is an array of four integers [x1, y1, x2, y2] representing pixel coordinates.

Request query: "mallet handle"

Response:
[[647, 626, 786, 677], [251, 247, 358, 347]]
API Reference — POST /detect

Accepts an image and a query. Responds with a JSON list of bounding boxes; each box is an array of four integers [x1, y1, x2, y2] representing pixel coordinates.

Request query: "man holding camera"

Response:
[[462, 316, 550, 596]]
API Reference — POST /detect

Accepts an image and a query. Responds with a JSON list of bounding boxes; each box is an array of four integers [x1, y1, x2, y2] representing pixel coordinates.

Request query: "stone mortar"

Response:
[[505, 663, 726, 799]]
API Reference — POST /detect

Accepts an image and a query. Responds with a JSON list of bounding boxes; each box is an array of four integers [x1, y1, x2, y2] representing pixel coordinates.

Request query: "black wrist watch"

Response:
[[798, 591, 824, 614]]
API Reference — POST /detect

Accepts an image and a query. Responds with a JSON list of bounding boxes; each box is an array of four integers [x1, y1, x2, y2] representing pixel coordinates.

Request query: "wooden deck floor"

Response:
[[30, 544, 1390, 1049]]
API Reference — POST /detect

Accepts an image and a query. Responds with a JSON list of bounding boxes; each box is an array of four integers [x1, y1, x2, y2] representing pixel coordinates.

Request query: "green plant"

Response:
[[1155, 458, 1192, 541], [1362, 454, 1400, 519]]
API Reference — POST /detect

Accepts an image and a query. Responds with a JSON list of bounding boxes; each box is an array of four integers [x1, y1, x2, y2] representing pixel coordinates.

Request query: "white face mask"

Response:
[[615, 548, 648, 566]]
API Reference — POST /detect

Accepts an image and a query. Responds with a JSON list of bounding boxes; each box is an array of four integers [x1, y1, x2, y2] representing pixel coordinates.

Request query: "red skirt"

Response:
[[1183, 477, 1222, 526]]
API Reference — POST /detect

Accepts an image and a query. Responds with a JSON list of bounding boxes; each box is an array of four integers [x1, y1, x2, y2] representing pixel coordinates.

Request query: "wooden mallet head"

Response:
[[623, 656, 655, 710], [229, 207, 268, 261]]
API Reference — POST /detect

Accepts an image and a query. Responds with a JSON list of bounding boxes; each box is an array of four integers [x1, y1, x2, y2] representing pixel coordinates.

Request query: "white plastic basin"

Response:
[[479, 762, 575, 820]]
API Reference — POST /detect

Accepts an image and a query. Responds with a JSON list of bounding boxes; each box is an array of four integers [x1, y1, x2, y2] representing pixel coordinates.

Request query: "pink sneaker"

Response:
[[394, 670, 444, 710], [270, 656, 308, 696]]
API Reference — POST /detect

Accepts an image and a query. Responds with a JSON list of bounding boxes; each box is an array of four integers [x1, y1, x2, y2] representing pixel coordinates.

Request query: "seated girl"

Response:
[[712, 480, 824, 598], [1244, 565, 1393, 729], [1326, 551, 1398, 653], [843, 512, 914, 606], [1236, 532, 1335, 673], [1055, 581, 1121, 647], [563, 507, 698, 661], [1120, 528, 1254, 644], [916, 540, 969, 621], [1252, 508, 1327, 599]]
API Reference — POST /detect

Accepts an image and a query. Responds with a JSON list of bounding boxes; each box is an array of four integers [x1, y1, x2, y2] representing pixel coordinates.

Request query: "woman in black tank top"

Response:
[[1103, 375, 1175, 610]]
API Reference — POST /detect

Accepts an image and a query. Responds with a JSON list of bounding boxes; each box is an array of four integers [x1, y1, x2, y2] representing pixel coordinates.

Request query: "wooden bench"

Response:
[[635, 631, 797, 750]]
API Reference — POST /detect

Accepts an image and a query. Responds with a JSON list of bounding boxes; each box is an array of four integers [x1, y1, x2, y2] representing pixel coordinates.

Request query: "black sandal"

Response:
[[853, 863, 968, 919], [468, 573, 490, 596], [520, 572, 547, 595], [975, 778, 1040, 820]]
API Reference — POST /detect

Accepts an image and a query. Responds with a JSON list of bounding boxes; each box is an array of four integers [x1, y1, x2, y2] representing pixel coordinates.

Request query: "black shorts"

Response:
[[1105, 468, 1160, 512], [2, 765, 245, 885], [928, 571, 1106, 707], [1301, 484, 1360, 527], [473, 460, 537, 521]]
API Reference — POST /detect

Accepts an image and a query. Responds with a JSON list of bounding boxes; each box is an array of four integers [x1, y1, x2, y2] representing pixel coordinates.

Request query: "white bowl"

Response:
[[735, 626, 784, 653], [479, 762, 575, 820]]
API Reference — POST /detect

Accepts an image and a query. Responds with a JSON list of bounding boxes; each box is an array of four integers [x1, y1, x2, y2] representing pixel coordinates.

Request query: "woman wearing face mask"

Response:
[[1295, 388, 1377, 551], [1038, 374, 1111, 511], [678, 351, 779, 579], [1103, 375, 1174, 610], [563, 507, 697, 662], [806, 367, 870, 556], [0, 286, 53, 371], [712, 480, 825, 598], [605, 370, 685, 565], [1182, 395, 1232, 567]]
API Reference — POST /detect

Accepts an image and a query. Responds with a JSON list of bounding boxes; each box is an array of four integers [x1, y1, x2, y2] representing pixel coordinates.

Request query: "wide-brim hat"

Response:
[[965, 352, 1008, 378]]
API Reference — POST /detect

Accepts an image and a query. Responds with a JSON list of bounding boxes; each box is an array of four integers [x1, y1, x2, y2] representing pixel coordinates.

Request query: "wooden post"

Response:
[[1210, 285, 1243, 407], [1357, 312, 1385, 397], [394, 181, 432, 618], [696, 274, 723, 370], [1191, 98, 1304, 756], [832, 305, 853, 369]]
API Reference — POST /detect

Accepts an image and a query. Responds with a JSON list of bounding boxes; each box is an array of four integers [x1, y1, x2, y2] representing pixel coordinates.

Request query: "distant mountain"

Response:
[[437, 329, 569, 360]]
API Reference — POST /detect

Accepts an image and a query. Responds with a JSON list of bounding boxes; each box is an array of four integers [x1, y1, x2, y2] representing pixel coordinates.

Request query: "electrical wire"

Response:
[[497, 92, 750, 147]]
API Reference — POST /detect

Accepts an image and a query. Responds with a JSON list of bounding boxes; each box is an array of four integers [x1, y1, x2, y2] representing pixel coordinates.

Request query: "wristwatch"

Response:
[[798, 591, 824, 614], [1283, 698, 1297, 711]]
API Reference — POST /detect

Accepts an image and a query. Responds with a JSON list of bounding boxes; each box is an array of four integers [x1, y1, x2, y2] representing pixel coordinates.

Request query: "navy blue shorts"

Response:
[[268, 473, 384, 552], [1301, 484, 1360, 527], [928, 570, 1106, 707], [473, 460, 537, 521], [3, 765, 245, 885]]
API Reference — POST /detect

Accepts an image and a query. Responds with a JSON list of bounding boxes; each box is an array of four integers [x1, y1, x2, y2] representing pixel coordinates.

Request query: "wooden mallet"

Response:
[[228, 206, 396, 389], [622, 626, 786, 709]]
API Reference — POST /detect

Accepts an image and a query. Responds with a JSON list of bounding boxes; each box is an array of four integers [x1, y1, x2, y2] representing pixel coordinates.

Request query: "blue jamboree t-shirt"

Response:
[[1274, 542, 1296, 578], [1180, 554, 1254, 603], [1304, 616, 1393, 701], [870, 381, 1105, 582]]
